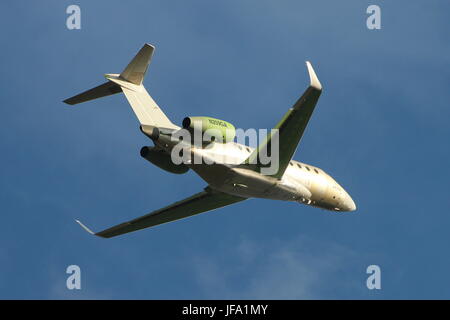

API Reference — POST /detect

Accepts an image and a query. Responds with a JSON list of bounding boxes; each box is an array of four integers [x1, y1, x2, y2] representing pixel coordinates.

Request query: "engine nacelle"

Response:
[[139, 125, 160, 140], [182, 116, 236, 143], [140, 146, 189, 174]]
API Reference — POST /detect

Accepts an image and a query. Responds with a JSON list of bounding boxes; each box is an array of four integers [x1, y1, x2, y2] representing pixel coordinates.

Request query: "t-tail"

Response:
[[63, 43, 179, 130]]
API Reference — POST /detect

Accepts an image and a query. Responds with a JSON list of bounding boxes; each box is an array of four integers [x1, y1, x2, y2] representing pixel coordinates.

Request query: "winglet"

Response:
[[306, 61, 322, 91], [75, 220, 96, 235]]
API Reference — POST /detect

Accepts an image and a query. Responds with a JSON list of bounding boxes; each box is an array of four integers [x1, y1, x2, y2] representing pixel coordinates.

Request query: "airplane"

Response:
[[64, 43, 356, 238]]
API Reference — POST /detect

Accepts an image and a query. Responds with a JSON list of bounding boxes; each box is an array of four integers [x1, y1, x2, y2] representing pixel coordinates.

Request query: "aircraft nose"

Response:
[[341, 193, 356, 212]]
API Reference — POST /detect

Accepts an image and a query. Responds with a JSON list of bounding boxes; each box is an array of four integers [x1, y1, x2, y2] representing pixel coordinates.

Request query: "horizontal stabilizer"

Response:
[[63, 81, 121, 105]]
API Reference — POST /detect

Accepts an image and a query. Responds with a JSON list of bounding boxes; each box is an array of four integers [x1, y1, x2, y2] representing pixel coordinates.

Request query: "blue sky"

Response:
[[0, 0, 449, 299]]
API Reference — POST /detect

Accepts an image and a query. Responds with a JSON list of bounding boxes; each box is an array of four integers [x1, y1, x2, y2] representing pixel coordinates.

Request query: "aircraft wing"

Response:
[[245, 61, 322, 179], [76, 188, 246, 238]]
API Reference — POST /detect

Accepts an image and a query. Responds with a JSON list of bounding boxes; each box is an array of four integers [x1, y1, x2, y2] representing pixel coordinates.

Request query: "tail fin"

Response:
[[119, 43, 153, 85], [63, 44, 178, 129]]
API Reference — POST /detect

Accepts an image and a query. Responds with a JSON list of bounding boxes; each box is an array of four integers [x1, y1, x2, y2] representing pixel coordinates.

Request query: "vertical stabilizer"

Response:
[[120, 44, 154, 86]]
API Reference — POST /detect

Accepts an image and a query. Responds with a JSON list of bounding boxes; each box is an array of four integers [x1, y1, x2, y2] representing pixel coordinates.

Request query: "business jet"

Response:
[[64, 44, 356, 238]]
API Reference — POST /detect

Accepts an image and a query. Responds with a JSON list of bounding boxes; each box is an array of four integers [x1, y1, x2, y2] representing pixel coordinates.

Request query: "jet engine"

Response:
[[182, 116, 236, 143]]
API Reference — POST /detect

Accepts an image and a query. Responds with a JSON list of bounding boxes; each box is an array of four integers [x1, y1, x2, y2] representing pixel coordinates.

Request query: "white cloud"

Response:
[[190, 235, 357, 299]]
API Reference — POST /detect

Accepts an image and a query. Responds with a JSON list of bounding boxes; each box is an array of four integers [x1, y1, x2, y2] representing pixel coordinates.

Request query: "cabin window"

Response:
[[246, 147, 251, 152], [297, 164, 302, 169], [314, 169, 319, 174], [289, 162, 293, 166], [305, 166, 310, 171]]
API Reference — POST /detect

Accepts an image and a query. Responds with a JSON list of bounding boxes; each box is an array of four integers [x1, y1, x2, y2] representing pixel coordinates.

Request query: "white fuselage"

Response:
[[155, 133, 356, 212]]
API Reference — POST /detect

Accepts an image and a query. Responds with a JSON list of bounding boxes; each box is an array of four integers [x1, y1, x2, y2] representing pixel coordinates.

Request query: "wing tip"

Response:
[[75, 219, 97, 236], [305, 61, 322, 91], [63, 98, 76, 105], [144, 43, 155, 50]]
